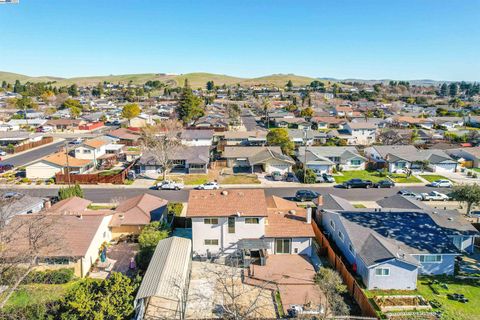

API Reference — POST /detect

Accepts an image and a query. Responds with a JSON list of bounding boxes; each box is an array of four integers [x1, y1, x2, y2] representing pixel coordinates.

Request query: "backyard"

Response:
[[365, 276, 480, 320], [3, 281, 79, 308]]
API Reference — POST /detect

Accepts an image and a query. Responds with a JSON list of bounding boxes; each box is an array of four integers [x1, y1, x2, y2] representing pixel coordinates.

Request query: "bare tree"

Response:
[[377, 129, 404, 145], [0, 197, 60, 307], [140, 120, 183, 180], [314, 267, 350, 319]]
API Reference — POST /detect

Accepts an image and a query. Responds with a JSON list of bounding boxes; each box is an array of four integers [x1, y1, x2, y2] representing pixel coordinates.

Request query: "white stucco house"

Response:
[[222, 146, 295, 174], [26, 152, 94, 179], [187, 189, 315, 260], [74, 139, 107, 166], [297, 146, 367, 173]]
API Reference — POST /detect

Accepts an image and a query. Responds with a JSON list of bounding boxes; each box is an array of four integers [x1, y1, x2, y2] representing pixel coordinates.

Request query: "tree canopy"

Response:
[[450, 183, 480, 214], [121, 103, 141, 123], [267, 128, 294, 155], [176, 83, 204, 124]]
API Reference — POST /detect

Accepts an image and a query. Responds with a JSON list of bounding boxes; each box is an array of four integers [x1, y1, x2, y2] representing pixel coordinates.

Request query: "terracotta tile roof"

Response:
[[83, 139, 107, 149], [42, 152, 92, 168], [311, 116, 345, 124], [186, 189, 268, 217], [110, 193, 168, 227], [108, 128, 141, 141], [47, 196, 92, 213], [265, 196, 315, 238], [6, 214, 106, 258]]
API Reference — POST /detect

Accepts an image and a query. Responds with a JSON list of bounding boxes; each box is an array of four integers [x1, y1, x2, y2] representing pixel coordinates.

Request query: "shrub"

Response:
[[24, 268, 75, 284], [296, 168, 316, 184], [21, 177, 31, 183], [58, 184, 84, 200], [167, 202, 183, 216]]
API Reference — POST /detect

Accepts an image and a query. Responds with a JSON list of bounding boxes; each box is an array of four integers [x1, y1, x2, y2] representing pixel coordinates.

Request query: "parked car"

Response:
[[285, 172, 296, 182], [393, 168, 408, 174], [69, 138, 83, 145], [294, 190, 319, 202], [398, 189, 419, 197], [429, 179, 453, 188], [0, 150, 7, 156], [271, 171, 283, 181], [322, 173, 335, 183], [156, 180, 184, 190], [343, 179, 373, 189], [418, 191, 450, 201], [314, 172, 325, 183], [197, 181, 220, 190], [373, 180, 395, 188], [0, 164, 13, 173]]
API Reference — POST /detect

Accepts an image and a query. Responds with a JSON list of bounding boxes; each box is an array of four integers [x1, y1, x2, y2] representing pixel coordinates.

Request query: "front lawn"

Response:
[[334, 170, 386, 183], [219, 174, 260, 184], [388, 173, 422, 183], [5, 282, 79, 308], [157, 174, 209, 185], [419, 175, 452, 183]]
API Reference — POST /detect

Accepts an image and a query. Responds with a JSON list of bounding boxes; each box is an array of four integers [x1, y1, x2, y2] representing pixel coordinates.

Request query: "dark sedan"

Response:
[[373, 180, 395, 188], [342, 179, 373, 189], [295, 190, 320, 202]]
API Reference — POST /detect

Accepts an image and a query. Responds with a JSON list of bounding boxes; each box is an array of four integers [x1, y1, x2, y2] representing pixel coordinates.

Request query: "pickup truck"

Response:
[[155, 180, 184, 190], [418, 191, 450, 201]]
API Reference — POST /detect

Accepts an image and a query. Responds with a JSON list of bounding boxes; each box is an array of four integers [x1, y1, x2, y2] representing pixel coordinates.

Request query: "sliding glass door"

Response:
[[275, 238, 291, 254]]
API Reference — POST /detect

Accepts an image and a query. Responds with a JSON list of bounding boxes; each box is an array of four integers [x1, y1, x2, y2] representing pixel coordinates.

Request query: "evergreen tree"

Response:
[[448, 83, 458, 97], [206, 80, 215, 91], [176, 82, 204, 124], [440, 83, 448, 96]]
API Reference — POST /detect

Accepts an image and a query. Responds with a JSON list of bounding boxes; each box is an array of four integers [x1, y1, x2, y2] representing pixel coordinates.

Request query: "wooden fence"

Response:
[[55, 162, 135, 185], [9, 136, 54, 154], [312, 222, 378, 319]]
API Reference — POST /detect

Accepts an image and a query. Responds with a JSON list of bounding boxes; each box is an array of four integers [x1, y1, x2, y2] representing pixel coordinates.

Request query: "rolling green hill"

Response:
[[0, 71, 324, 88]]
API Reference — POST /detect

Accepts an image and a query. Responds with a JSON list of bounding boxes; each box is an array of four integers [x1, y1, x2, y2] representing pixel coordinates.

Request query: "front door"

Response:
[[275, 238, 291, 254]]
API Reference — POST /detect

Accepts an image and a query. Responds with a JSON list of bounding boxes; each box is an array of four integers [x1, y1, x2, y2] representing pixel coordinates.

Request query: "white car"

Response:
[[429, 179, 453, 188], [197, 182, 220, 190], [0, 150, 6, 156], [419, 191, 450, 201], [156, 180, 184, 190], [393, 168, 408, 174]]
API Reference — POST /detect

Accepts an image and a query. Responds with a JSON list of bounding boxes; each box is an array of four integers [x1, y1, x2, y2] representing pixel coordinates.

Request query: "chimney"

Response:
[[306, 206, 312, 224], [317, 195, 323, 207]]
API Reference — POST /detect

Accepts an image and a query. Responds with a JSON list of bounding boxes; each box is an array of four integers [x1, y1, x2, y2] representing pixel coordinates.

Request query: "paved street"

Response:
[[8, 185, 441, 203], [0, 141, 65, 167]]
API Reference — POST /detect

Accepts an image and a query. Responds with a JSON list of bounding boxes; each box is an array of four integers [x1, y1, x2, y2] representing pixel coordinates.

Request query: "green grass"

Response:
[[158, 174, 209, 185], [419, 175, 452, 183], [334, 170, 386, 183], [274, 291, 285, 318], [389, 173, 422, 183], [471, 168, 480, 173], [219, 174, 260, 184], [364, 276, 480, 320], [5, 282, 79, 308]]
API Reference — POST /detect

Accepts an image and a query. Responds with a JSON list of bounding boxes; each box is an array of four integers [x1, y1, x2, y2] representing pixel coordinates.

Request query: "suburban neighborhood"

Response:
[[0, 1, 479, 320]]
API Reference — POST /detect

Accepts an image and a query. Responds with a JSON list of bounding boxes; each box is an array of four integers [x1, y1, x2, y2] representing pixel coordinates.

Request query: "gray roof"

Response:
[[1, 192, 44, 221], [298, 146, 366, 163], [386, 149, 456, 164], [371, 145, 419, 159], [136, 236, 191, 301], [248, 148, 294, 165], [315, 194, 355, 211], [139, 146, 210, 165], [180, 129, 214, 140], [223, 146, 282, 158]]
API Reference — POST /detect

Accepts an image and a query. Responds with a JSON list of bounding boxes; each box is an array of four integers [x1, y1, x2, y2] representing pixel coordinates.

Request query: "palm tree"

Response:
[[261, 98, 271, 129]]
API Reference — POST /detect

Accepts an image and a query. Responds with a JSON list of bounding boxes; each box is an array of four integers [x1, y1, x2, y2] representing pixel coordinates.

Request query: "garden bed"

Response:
[[373, 295, 431, 312]]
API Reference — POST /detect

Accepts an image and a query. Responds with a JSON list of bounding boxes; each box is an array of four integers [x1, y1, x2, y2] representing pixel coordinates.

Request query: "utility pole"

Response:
[[64, 141, 71, 187], [303, 129, 308, 183]]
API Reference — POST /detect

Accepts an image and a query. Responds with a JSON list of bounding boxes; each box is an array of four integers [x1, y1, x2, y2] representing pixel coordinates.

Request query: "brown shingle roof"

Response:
[[42, 152, 92, 168], [186, 189, 268, 217], [110, 193, 168, 227], [83, 139, 107, 149], [47, 196, 92, 213], [265, 196, 315, 238]]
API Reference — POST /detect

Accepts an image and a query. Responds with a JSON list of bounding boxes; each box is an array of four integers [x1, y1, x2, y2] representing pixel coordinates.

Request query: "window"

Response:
[[204, 239, 219, 246], [245, 218, 259, 224], [275, 239, 291, 254], [83, 149, 92, 154], [228, 217, 235, 233], [338, 231, 344, 241], [204, 218, 218, 225], [330, 220, 336, 230], [419, 255, 442, 263], [348, 244, 354, 253], [375, 268, 390, 276], [351, 159, 362, 166]]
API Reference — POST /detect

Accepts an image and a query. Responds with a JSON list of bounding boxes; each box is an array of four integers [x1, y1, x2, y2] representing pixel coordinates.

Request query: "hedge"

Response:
[[23, 268, 75, 285]]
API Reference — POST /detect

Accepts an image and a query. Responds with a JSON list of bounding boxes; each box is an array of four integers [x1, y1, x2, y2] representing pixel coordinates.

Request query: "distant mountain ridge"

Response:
[[0, 70, 466, 88]]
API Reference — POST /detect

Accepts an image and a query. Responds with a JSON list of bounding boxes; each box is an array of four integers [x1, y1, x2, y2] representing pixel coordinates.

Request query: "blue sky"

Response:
[[0, 0, 478, 81]]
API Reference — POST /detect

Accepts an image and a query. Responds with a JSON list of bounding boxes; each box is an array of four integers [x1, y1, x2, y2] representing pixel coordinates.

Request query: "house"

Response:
[[221, 130, 267, 146], [180, 129, 214, 146], [333, 106, 353, 118], [26, 152, 94, 179], [107, 128, 142, 146], [310, 116, 346, 129], [74, 139, 108, 166], [0, 131, 44, 148], [364, 145, 458, 173], [222, 146, 294, 174], [320, 198, 478, 290], [297, 146, 367, 172], [391, 116, 434, 130], [45, 119, 83, 131], [1, 192, 45, 223], [187, 189, 315, 258], [7, 119, 47, 128], [135, 146, 210, 176], [5, 212, 112, 277], [446, 147, 480, 168], [287, 129, 328, 146], [134, 237, 192, 320], [110, 193, 168, 239], [274, 117, 311, 129], [431, 117, 465, 131], [343, 121, 377, 145]]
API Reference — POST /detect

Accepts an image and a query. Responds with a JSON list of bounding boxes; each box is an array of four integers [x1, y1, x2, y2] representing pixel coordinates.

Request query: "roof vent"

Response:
[[119, 214, 124, 220], [289, 210, 296, 215], [221, 190, 228, 196], [448, 217, 453, 221]]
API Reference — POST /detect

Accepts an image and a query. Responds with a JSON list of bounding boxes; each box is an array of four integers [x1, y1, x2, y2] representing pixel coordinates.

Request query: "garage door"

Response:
[[307, 164, 330, 173], [435, 163, 457, 172], [267, 164, 290, 174]]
